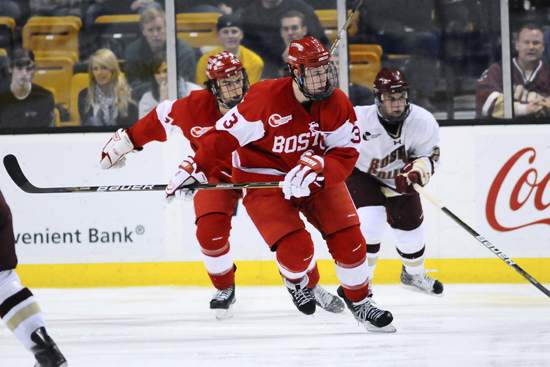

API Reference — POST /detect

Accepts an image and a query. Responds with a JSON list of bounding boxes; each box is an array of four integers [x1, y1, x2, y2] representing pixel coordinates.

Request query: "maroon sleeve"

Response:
[[475, 62, 503, 118]]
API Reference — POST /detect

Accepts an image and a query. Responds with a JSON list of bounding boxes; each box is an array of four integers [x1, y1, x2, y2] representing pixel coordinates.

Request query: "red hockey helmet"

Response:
[[205, 51, 249, 109], [373, 70, 411, 123], [287, 36, 337, 101], [206, 51, 244, 80]]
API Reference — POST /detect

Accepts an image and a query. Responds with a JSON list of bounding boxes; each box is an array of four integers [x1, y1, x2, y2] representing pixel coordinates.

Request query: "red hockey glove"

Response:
[[283, 153, 324, 200], [394, 158, 431, 195], [165, 157, 208, 203]]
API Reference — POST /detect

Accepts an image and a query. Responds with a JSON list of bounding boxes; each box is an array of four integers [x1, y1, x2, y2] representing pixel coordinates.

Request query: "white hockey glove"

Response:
[[282, 153, 324, 200], [395, 158, 431, 195], [100, 128, 135, 169], [165, 157, 208, 203]]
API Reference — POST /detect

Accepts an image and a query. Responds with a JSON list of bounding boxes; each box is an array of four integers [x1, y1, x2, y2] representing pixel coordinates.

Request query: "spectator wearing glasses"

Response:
[[195, 14, 264, 87], [0, 49, 55, 128]]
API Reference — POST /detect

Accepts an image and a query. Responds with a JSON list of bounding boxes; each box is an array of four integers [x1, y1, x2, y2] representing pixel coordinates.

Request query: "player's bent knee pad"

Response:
[[357, 206, 386, 243], [392, 222, 426, 254], [275, 229, 314, 276], [196, 213, 231, 254], [326, 225, 367, 264]]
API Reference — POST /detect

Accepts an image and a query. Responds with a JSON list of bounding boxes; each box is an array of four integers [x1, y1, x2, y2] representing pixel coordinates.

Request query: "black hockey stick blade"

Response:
[[414, 184, 550, 298], [3, 154, 282, 194]]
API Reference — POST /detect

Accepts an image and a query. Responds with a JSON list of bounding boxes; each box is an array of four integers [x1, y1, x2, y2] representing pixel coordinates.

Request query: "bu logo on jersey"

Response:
[[190, 126, 213, 138], [269, 114, 293, 127]]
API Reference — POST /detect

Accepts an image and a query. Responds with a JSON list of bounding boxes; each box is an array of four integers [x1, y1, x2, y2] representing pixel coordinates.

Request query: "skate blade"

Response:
[[363, 321, 397, 333], [317, 303, 345, 314], [401, 283, 444, 297], [215, 298, 236, 320]]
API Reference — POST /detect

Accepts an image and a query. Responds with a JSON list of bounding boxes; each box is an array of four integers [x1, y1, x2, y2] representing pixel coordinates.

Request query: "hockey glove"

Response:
[[283, 153, 324, 200], [165, 157, 208, 203], [100, 128, 136, 169], [394, 158, 431, 195]]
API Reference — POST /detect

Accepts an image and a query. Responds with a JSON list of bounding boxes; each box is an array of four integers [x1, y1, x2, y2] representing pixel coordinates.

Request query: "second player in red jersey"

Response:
[[100, 52, 343, 318]]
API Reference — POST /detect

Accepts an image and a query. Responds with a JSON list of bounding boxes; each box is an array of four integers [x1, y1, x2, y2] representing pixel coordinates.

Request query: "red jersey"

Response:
[[128, 90, 232, 180], [195, 77, 360, 188]]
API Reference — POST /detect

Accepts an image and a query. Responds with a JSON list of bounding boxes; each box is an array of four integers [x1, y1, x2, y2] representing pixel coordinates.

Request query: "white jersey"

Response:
[[354, 103, 441, 192]]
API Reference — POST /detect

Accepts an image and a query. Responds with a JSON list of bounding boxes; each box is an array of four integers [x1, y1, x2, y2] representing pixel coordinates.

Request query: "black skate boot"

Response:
[[31, 327, 67, 367], [210, 284, 236, 320], [337, 286, 396, 333], [400, 265, 444, 296], [310, 284, 345, 313], [283, 276, 316, 315]]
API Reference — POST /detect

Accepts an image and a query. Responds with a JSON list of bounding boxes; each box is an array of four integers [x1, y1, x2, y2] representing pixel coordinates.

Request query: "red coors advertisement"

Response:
[[486, 147, 550, 231]]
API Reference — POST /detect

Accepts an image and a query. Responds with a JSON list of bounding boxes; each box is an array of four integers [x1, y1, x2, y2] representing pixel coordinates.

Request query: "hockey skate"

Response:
[[31, 327, 67, 367], [400, 266, 444, 296], [210, 284, 236, 320], [310, 284, 345, 313], [283, 276, 316, 315], [337, 286, 396, 333]]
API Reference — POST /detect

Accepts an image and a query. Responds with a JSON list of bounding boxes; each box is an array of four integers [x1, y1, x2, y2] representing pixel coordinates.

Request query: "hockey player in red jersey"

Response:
[[0, 190, 67, 367], [346, 70, 444, 296], [99, 51, 344, 319], [164, 37, 396, 332]]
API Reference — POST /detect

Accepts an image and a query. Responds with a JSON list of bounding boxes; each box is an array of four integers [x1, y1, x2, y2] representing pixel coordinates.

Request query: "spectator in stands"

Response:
[[78, 48, 138, 126], [124, 7, 197, 101], [195, 13, 264, 86], [278, 10, 308, 77], [332, 51, 375, 106], [0, 49, 55, 128], [140, 51, 202, 118], [240, 0, 329, 79], [476, 23, 550, 118], [30, 0, 86, 18], [362, 0, 440, 59], [85, 0, 163, 29]]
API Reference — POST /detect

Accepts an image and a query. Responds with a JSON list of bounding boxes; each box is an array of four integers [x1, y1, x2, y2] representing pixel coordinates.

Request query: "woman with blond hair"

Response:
[[78, 48, 138, 126]]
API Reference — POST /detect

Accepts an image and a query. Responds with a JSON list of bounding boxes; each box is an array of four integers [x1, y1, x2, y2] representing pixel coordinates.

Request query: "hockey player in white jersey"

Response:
[[345, 70, 444, 296]]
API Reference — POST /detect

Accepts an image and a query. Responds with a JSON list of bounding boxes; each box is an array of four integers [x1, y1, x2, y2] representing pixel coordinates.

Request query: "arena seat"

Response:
[[176, 12, 221, 49], [23, 16, 81, 61], [0, 17, 14, 56], [315, 9, 359, 47], [89, 15, 142, 61], [349, 51, 381, 90], [69, 73, 89, 124], [33, 56, 74, 110], [349, 44, 383, 59]]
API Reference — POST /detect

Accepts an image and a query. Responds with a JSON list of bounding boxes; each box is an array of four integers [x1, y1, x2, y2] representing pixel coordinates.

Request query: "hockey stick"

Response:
[[329, 0, 363, 53], [413, 183, 550, 298], [3, 154, 282, 194]]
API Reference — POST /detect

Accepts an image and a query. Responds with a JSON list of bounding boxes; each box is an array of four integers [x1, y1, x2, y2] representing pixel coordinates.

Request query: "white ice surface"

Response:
[[1, 284, 549, 367]]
